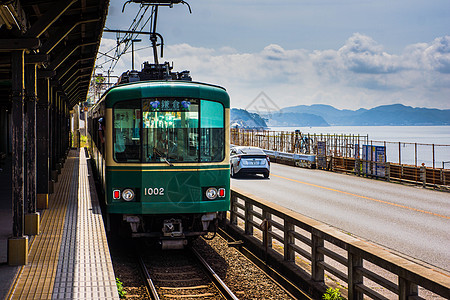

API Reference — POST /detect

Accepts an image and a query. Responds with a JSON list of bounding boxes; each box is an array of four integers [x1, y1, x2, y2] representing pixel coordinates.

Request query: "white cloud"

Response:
[[95, 34, 450, 110], [338, 33, 401, 74], [423, 36, 450, 73]]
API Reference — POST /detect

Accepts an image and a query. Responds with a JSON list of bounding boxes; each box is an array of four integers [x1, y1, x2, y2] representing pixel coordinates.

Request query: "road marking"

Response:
[[272, 173, 450, 220]]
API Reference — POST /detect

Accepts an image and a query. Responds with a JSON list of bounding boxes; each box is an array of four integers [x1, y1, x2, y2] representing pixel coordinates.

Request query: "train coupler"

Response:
[[162, 218, 183, 237]]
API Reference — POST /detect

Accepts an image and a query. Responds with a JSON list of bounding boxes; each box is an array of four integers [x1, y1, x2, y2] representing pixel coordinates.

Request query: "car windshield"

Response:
[[113, 98, 225, 163], [239, 148, 265, 155]]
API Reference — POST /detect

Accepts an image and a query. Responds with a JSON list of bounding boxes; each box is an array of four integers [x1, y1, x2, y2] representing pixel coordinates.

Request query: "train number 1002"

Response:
[[144, 187, 165, 196]]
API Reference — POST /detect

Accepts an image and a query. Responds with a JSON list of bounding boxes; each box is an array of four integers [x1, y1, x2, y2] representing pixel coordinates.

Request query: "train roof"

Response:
[[102, 80, 230, 108]]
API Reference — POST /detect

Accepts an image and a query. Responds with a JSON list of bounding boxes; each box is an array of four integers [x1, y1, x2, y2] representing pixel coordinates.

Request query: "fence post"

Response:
[[420, 165, 426, 187], [263, 211, 272, 248], [399, 277, 418, 300], [284, 220, 294, 262], [432, 144, 435, 169], [355, 158, 361, 176], [230, 194, 238, 225], [348, 252, 363, 300], [311, 230, 324, 283], [386, 162, 390, 182], [244, 201, 253, 235]]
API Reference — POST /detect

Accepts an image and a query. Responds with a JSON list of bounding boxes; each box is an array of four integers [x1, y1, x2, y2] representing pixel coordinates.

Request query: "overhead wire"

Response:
[[96, 45, 154, 69], [92, 4, 155, 100], [94, 4, 155, 76], [108, 5, 153, 71], [95, 0, 192, 77]]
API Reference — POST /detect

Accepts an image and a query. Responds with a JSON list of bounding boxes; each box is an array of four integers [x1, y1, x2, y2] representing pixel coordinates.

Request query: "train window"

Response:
[[142, 98, 199, 163], [200, 100, 225, 162], [113, 100, 141, 162], [113, 98, 224, 163]]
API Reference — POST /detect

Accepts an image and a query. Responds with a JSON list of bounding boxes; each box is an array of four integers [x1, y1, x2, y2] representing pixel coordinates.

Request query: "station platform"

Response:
[[1, 149, 119, 300]]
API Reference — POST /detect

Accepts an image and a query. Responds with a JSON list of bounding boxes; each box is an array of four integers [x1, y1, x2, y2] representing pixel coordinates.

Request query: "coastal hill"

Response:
[[230, 108, 268, 129], [277, 104, 450, 126], [264, 112, 329, 127], [231, 104, 450, 128]]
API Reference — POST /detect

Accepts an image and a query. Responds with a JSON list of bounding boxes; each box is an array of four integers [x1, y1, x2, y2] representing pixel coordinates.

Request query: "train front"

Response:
[[105, 81, 230, 249]]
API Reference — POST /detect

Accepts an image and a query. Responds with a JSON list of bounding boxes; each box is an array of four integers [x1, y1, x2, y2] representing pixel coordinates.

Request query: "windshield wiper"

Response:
[[153, 148, 173, 166]]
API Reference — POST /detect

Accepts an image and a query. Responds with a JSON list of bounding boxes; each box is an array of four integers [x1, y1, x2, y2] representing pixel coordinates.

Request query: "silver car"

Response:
[[230, 146, 270, 178]]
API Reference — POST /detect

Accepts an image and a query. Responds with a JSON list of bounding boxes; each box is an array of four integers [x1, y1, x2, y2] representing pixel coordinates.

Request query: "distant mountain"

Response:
[[281, 104, 367, 125], [351, 104, 450, 126], [230, 108, 268, 129], [266, 112, 329, 127], [276, 104, 450, 126]]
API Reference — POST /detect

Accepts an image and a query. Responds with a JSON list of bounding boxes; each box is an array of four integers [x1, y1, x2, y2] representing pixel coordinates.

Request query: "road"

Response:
[[231, 163, 450, 272]]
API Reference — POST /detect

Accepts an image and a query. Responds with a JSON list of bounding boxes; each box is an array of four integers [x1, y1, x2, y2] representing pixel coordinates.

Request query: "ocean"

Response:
[[268, 126, 450, 168]]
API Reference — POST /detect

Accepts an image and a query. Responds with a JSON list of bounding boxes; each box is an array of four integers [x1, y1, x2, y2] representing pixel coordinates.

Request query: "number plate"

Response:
[[144, 187, 165, 196]]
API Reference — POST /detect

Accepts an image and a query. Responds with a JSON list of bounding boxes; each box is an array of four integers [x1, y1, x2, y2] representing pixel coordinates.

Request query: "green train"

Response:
[[87, 62, 230, 249]]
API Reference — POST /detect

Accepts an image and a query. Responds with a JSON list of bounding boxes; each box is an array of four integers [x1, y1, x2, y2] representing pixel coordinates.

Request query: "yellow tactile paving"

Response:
[[8, 152, 75, 300], [7, 149, 118, 300]]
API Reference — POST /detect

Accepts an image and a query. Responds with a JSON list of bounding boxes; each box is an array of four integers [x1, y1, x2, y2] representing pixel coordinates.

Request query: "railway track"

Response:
[[136, 241, 239, 300]]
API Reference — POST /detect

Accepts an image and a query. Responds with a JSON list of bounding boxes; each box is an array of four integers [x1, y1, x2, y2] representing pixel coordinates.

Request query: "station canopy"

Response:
[[0, 0, 109, 108]]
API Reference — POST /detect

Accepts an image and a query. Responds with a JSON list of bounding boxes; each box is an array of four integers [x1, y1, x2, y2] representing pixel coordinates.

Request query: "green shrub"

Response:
[[323, 287, 344, 300], [116, 277, 127, 299]]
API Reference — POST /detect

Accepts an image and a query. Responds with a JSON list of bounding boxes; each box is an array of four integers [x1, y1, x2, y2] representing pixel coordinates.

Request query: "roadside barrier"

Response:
[[231, 129, 450, 189], [226, 188, 450, 300]]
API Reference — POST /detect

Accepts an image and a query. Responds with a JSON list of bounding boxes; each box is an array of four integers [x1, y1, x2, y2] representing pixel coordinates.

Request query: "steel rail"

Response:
[[136, 249, 160, 300], [190, 247, 239, 300], [136, 241, 235, 300], [218, 228, 313, 300]]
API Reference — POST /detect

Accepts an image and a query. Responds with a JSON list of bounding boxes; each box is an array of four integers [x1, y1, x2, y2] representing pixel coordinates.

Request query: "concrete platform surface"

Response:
[[0, 149, 119, 300]]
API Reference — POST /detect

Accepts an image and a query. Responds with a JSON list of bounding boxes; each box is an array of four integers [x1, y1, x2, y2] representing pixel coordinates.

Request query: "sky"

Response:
[[96, 0, 450, 111]]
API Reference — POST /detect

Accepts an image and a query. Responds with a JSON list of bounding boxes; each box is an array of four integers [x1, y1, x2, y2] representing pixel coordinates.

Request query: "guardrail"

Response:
[[231, 128, 450, 189], [263, 150, 316, 168], [331, 157, 450, 188], [225, 188, 450, 300], [260, 149, 450, 188]]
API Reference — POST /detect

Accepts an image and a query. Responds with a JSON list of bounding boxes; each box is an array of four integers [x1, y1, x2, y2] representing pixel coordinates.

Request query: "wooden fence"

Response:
[[331, 157, 450, 187], [226, 188, 450, 300]]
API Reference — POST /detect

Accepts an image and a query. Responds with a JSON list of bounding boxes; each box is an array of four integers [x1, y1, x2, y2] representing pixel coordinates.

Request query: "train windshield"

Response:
[[113, 98, 225, 163], [113, 99, 141, 162]]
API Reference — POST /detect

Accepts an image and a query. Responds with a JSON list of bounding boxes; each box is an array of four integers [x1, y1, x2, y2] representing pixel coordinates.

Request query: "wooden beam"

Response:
[[0, 55, 9, 65], [55, 56, 93, 81], [11, 50, 25, 238], [24, 0, 78, 38], [26, 64, 37, 214], [62, 69, 82, 89], [0, 38, 40, 50], [67, 83, 89, 100], [38, 70, 56, 79], [0, 53, 49, 65], [40, 14, 100, 55], [48, 40, 97, 70], [25, 54, 50, 65], [36, 78, 50, 197], [62, 68, 92, 88]]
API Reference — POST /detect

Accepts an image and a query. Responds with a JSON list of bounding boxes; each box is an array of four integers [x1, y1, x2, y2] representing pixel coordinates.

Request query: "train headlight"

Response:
[[205, 187, 218, 200], [122, 189, 135, 201]]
